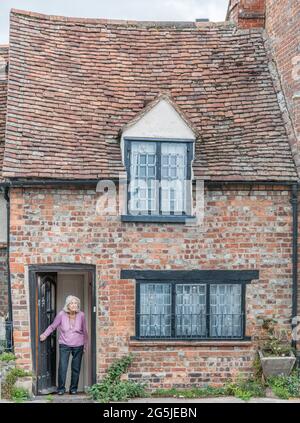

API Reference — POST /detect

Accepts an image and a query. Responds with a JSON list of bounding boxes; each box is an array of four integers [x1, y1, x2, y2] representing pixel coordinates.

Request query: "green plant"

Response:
[[0, 352, 16, 362], [105, 354, 134, 383], [152, 386, 227, 399], [267, 372, 300, 399], [11, 387, 30, 403], [1, 367, 32, 400], [258, 319, 293, 357], [87, 354, 147, 403], [225, 378, 265, 401], [253, 352, 263, 381], [46, 394, 54, 402]]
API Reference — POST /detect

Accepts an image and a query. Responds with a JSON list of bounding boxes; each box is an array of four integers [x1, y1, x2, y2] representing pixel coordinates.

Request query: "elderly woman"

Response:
[[40, 295, 88, 395]]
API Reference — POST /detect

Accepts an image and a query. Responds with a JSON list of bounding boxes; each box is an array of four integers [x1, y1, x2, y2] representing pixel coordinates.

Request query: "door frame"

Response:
[[28, 263, 97, 395]]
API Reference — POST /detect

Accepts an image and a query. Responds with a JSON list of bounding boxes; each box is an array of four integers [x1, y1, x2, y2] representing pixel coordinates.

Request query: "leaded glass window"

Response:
[[210, 284, 242, 338], [126, 140, 192, 216], [175, 284, 206, 337], [161, 143, 187, 214], [137, 282, 244, 340], [129, 142, 158, 214], [139, 283, 171, 337]]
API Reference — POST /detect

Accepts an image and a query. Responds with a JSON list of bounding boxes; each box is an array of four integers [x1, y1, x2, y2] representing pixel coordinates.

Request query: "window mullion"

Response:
[[171, 283, 176, 338], [136, 282, 140, 339], [241, 283, 246, 338], [157, 142, 162, 215], [186, 143, 192, 215], [127, 141, 131, 215], [206, 283, 210, 338]]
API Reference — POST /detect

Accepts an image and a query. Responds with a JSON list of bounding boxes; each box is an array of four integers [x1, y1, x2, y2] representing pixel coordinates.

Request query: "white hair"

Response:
[[63, 295, 80, 313]]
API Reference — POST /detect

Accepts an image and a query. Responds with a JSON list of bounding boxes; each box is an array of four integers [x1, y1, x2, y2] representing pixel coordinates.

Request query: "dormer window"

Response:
[[120, 95, 197, 222], [125, 140, 192, 216]]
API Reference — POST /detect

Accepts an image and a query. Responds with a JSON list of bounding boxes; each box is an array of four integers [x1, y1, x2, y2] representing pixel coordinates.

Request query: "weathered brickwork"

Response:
[[0, 247, 8, 315], [227, 0, 266, 28], [228, 0, 300, 170], [265, 0, 300, 164], [8, 185, 293, 387]]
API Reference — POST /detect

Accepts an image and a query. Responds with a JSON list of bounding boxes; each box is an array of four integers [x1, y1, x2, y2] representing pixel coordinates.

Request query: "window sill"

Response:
[[121, 215, 196, 223], [129, 338, 252, 347]]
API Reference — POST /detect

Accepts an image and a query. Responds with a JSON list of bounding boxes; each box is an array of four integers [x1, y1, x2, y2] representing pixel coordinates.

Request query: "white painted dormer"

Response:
[[122, 97, 196, 140], [120, 94, 198, 164]]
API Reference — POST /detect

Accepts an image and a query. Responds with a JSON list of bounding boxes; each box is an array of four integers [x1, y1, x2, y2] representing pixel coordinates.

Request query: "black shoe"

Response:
[[57, 389, 65, 395], [69, 390, 77, 395]]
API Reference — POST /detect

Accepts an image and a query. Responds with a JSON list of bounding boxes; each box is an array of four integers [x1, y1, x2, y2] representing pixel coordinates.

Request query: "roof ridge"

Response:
[[10, 9, 233, 28]]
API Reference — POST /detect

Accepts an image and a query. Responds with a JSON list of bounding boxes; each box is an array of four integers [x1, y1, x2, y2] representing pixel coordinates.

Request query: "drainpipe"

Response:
[[4, 187, 13, 350], [291, 183, 298, 354]]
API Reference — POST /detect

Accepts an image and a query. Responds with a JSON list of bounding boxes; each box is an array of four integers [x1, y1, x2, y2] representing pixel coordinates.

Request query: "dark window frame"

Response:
[[122, 137, 194, 221], [121, 270, 257, 342], [134, 280, 248, 341]]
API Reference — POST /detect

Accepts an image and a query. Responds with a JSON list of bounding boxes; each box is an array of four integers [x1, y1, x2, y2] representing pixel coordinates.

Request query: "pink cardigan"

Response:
[[42, 310, 88, 348]]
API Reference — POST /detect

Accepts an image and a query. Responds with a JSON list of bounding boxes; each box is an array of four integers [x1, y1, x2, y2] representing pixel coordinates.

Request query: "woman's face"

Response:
[[68, 299, 79, 312]]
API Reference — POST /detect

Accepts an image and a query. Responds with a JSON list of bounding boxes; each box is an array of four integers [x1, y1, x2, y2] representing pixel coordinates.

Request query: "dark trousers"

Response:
[[58, 344, 84, 392]]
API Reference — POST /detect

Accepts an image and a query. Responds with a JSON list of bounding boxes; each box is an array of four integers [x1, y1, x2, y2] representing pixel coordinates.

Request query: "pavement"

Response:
[[2, 394, 300, 403]]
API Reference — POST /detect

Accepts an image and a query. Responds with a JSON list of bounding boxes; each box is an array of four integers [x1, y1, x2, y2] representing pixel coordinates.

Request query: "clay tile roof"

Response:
[[1, 9, 298, 181], [0, 45, 8, 183]]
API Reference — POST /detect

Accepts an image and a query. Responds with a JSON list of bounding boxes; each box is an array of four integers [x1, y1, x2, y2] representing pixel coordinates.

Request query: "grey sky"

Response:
[[0, 0, 229, 44]]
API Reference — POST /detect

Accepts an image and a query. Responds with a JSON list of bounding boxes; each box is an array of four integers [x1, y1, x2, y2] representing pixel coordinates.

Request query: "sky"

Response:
[[0, 0, 229, 44]]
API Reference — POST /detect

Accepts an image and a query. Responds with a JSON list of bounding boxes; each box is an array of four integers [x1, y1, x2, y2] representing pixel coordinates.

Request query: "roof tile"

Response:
[[1, 10, 298, 181]]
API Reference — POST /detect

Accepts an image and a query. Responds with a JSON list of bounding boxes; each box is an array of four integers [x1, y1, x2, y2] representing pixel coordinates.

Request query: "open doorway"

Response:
[[56, 272, 91, 392], [29, 264, 96, 396]]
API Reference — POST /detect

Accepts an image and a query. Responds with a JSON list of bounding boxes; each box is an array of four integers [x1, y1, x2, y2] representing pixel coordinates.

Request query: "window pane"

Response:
[[139, 283, 171, 337], [210, 284, 242, 338], [161, 143, 187, 214], [175, 284, 206, 337], [129, 142, 158, 214]]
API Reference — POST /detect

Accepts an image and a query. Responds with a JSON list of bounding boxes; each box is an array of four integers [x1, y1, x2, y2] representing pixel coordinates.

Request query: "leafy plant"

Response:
[[152, 386, 227, 399], [1, 367, 32, 400], [11, 387, 30, 403], [0, 352, 16, 362], [258, 319, 293, 357], [87, 354, 147, 403], [105, 354, 134, 383], [224, 378, 265, 401], [267, 372, 300, 399], [152, 378, 265, 401], [252, 352, 263, 381]]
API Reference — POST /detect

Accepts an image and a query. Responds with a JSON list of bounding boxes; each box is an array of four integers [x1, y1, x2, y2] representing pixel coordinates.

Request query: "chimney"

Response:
[[226, 0, 265, 29]]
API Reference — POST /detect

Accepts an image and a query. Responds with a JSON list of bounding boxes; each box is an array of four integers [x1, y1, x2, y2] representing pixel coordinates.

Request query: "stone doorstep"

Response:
[[31, 393, 95, 403]]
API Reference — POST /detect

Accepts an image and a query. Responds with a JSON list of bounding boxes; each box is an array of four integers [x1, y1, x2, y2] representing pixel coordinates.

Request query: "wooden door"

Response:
[[37, 273, 57, 394]]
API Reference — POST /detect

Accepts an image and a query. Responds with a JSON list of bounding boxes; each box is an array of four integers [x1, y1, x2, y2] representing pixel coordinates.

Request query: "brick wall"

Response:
[[265, 0, 300, 170], [0, 246, 8, 316], [227, 0, 266, 28], [227, 1, 300, 162], [9, 185, 293, 387]]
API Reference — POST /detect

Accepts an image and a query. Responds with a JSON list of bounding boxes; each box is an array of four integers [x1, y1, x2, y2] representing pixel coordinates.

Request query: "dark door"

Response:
[[37, 273, 57, 394]]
